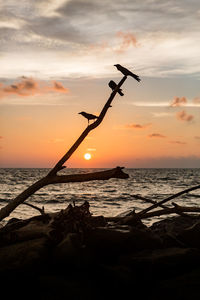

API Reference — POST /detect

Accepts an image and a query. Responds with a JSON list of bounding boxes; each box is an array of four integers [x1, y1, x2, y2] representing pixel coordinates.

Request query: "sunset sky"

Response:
[[0, 0, 200, 168]]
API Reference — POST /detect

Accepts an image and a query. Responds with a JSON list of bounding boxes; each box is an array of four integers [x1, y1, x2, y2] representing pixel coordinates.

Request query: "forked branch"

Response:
[[0, 75, 129, 222]]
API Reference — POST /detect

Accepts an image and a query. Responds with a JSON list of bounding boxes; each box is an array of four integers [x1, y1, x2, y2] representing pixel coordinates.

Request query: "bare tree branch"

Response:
[[131, 194, 169, 209], [0, 75, 129, 222], [140, 204, 200, 219], [0, 167, 129, 221], [137, 185, 200, 218], [23, 202, 45, 216], [131, 194, 190, 218], [48, 76, 127, 177]]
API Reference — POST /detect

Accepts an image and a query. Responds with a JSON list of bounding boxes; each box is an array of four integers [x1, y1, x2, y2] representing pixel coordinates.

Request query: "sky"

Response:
[[0, 0, 200, 168]]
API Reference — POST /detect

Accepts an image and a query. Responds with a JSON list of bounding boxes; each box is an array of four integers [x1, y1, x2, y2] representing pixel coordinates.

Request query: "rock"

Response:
[[121, 247, 200, 281], [53, 233, 82, 266], [178, 221, 200, 248], [0, 237, 48, 272], [85, 226, 162, 261], [150, 215, 200, 248]]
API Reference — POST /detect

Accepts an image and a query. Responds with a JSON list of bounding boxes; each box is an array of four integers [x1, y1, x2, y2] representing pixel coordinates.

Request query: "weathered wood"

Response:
[[131, 195, 190, 218], [141, 204, 200, 219], [106, 204, 200, 224], [131, 194, 169, 208], [138, 185, 200, 218]]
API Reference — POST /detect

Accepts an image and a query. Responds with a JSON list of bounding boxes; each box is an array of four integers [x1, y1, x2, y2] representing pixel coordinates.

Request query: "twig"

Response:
[[137, 185, 200, 218], [23, 202, 45, 216], [140, 204, 200, 219], [131, 194, 169, 209], [131, 194, 190, 218]]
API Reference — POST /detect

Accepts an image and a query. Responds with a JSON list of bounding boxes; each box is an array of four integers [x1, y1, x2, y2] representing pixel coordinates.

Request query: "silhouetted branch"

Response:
[[137, 185, 200, 218], [0, 167, 129, 221], [0, 74, 129, 221], [23, 202, 45, 216], [140, 204, 200, 219], [131, 194, 169, 208], [131, 194, 190, 218], [48, 75, 127, 177]]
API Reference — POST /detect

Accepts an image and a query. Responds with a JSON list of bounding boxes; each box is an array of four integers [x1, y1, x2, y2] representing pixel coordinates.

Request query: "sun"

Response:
[[84, 153, 91, 160]]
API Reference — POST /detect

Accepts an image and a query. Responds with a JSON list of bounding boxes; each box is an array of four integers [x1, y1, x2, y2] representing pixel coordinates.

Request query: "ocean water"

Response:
[[0, 168, 200, 226]]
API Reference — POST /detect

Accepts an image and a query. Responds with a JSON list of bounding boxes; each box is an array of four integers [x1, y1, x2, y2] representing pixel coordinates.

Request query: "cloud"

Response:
[[0, 77, 69, 99], [48, 138, 64, 143], [170, 96, 187, 107], [87, 148, 96, 152], [52, 81, 68, 93], [176, 110, 194, 122], [89, 31, 137, 54], [193, 97, 200, 104], [169, 140, 187, 145], [152, 112, 173, 117], [126, 155, 200, 168], [1, 1, 200, 79], [126, 123, 151, 129], [148, 133, 166, 138], [115, 31, 137, 53]]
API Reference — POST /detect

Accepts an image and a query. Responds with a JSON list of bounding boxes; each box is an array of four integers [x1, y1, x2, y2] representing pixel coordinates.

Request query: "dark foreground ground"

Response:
[[1, 202, 200, 300]]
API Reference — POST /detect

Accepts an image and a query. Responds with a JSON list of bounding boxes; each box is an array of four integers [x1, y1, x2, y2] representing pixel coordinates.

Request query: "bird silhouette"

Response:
[[79, 111, 98, 125], [114, 64, 141, 82], [108, 80, 124, 96]]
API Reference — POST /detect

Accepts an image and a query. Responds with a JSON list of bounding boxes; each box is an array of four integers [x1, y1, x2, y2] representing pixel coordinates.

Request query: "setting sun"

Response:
[[84, 153, 91, 160]]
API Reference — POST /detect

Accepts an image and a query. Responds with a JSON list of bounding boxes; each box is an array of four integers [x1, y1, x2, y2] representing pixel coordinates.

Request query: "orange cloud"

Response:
[[193, 97, 200, 104], [52, 81, 69, 93], [116, 31, 137, 53], [170, 96, 187, 107], [0, 77, 69, 99], [126, 123, 151, 129], [87, 148, 96, 151], [148, 133, 166, 138], [169, 140, 187, 145], [89, 31, 137, 54], [176, 110, 194, 122]]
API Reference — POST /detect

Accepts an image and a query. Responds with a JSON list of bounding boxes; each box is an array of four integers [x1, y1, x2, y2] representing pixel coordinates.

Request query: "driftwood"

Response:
[[0, 75, 128, 221], [1, 201, 200, 299], [131, 194, 190, 218], [141, 203, 200, 219], [138, 184, 200, 217], [106, 185, 200, 224]]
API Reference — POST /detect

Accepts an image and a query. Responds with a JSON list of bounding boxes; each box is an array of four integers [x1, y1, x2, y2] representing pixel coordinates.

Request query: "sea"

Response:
[[0, 168, 200, 226]]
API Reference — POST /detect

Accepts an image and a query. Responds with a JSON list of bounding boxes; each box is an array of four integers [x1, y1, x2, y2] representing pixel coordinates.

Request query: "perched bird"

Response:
[[114, 64, 141, 82], [108, 80, 124, 96], [79, 111, 98, 125]]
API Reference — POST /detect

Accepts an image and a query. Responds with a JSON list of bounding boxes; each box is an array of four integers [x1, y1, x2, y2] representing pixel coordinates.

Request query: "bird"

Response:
[[114, 64, 141, 82], [78, 111, 98, 125], [108, 80, 124, 96]]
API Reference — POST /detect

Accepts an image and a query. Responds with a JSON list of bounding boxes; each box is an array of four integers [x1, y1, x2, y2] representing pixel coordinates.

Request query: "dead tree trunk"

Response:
[[0, 76, 128, 221]]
